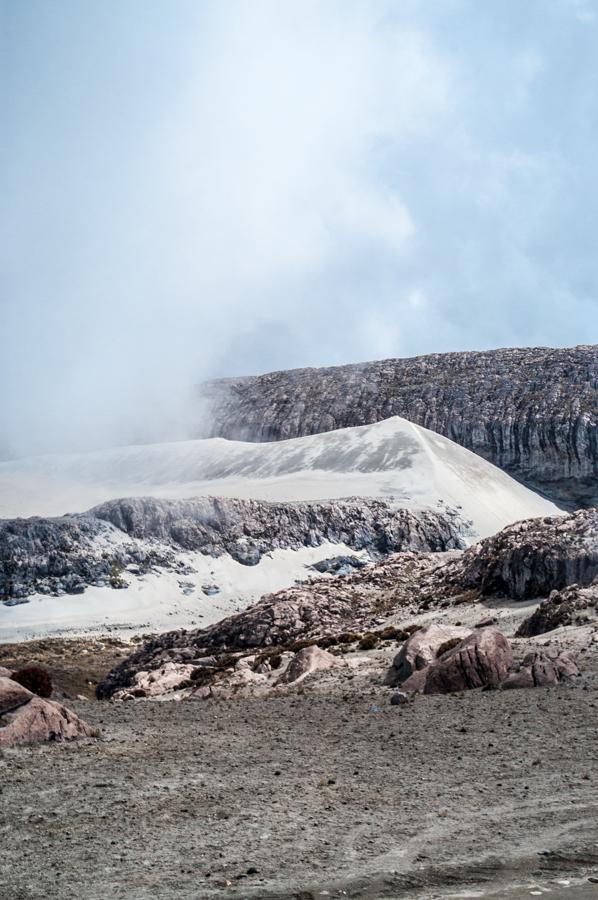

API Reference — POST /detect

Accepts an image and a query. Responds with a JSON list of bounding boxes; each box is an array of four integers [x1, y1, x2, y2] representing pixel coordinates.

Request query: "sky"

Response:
[[1, 0, 597, 457]]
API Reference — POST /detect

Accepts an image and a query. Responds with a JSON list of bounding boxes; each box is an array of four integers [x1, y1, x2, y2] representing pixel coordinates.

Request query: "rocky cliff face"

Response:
[[0, 497, 464, 603], [456, 508, 598, 599], [199, 345, 597, 507]]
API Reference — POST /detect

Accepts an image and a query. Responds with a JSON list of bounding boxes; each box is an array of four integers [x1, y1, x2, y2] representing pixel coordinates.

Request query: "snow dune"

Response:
[[0, 416, 560, 539]]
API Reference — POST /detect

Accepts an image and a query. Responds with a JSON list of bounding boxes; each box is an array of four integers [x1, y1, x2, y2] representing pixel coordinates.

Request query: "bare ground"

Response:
[[1, 654, 598, 900]]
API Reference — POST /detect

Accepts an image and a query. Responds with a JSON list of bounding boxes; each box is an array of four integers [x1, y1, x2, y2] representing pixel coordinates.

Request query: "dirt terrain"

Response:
[[1, 652, 598, 900]]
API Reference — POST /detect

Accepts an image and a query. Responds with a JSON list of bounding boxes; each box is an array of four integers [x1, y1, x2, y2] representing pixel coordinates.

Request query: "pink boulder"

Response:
[[386, 623, 471, 687], [423, 628, 514, 694], [0, 676, 32, 715], [0, 676, 94, 747]]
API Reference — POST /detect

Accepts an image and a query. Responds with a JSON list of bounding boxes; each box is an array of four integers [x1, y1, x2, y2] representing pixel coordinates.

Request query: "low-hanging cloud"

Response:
[[1, 0, 597, 458]]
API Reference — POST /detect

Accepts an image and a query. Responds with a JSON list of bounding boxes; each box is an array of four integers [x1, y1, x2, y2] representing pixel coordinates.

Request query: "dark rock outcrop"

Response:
[[91, 496, 464, 560], [456, 509, 598, 599], [516, 581, 598, 636], [199, 345, 597, 507], [1, 496, 464, 603]]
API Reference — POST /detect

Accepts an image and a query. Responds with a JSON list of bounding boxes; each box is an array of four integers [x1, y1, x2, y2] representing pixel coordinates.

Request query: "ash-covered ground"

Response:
[[1, 650, 598, 900]]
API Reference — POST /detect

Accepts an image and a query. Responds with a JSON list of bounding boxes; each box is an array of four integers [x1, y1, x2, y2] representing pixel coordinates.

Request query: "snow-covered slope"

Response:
[[0, 417, 560, 538]]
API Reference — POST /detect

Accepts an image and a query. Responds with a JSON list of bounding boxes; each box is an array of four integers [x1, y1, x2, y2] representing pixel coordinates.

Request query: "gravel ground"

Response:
[[1, 657, 598, 900]]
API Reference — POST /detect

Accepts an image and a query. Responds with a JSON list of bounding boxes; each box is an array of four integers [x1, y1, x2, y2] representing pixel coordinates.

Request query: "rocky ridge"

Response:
[[0, 496, 464, 603], [97, 508, 598, 699], [199, 345, 597, 506]]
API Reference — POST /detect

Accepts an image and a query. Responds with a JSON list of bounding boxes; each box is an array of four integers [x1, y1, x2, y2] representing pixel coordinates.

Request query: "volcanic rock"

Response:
[[276, 646, 342, 685], [1, 496, 463, 603], [502, 648, 580, 689], [0, 676, 94, 746], [0, 676, 32, 715], [516, 581, 598, 636], [385, 623, 471, 687], [456, 509, 598, 599], [420, 629, 514, 694]]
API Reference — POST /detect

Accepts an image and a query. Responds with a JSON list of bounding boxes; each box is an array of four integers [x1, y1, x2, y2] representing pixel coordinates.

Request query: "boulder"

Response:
[[0, 666, 13, 679], [0, 677, 94, 747], [0, 676, 33, 716], [516, 582, 598, 637], [502, 647, 580, 689], [276, 646, 342, 686], [423, 628, 514, 694], [0, 697, 94, 747], [386, 623, 471, 687]]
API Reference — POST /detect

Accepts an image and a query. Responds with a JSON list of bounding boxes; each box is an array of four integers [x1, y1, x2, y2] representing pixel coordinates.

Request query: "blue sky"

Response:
[[1, 0, 597, 455]]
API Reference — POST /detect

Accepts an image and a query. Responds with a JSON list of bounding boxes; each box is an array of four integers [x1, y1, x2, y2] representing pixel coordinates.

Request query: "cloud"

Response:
[[1, 0, 597, 457]]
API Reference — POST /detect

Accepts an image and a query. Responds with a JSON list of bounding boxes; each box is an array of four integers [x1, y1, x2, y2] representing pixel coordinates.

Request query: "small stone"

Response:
[[390, 692, 408, 706]]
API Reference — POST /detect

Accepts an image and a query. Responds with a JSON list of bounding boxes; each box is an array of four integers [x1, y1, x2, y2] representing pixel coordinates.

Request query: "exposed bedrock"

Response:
[[456, 508, 598, 599], [516, 581, 598, 636], [199, 345, 598, 506], [0, 497, 463, 602], [90, 496, 464, 559]]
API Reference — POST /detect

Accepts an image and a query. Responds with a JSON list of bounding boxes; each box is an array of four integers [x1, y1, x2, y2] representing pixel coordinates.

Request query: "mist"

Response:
[[2, 0, 598, 459]]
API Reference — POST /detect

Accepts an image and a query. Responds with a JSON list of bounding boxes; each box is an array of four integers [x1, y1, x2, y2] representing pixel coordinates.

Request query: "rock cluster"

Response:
[[0, 674, 94, 747], [0, 496, 464, 603], [199, 345, 598, 506], [385, 623, 470, 686], [96, 551, 448, 698], [390, 626, 579, 695]]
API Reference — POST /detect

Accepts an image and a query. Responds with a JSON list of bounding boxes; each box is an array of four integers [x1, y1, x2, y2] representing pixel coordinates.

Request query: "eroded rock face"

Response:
[[422, 629, 514, 694], [1, 497, 464, 603], [385, 623, 471, 687], [516, 581, 598, 636], [199, 345, 598, 507], [0, 676, 94, 746], [456, 509, 598, 600]]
